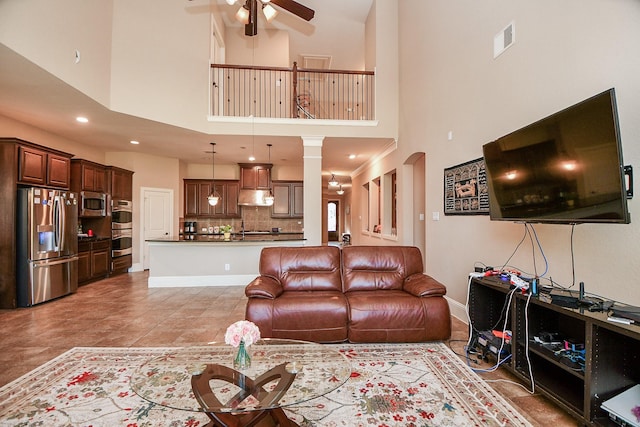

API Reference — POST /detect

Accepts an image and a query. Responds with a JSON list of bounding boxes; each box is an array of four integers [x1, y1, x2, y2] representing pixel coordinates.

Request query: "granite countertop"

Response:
[[77, 235, 111, 242], [149, 232, 305, 243]]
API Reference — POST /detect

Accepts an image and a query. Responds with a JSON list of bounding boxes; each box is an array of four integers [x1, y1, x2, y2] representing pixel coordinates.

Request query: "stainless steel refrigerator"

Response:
[[16, 187, 79, 307]]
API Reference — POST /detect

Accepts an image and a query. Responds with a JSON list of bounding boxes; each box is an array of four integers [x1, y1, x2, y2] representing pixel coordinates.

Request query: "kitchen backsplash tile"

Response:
[[183, 206, 302, 233]]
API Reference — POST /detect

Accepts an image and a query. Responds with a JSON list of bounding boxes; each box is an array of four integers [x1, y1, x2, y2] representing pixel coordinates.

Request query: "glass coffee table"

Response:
[[130, 338, 352, 427]]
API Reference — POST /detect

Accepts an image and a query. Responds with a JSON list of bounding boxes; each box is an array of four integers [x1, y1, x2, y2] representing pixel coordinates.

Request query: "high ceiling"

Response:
[[0, 0, 389, 187]]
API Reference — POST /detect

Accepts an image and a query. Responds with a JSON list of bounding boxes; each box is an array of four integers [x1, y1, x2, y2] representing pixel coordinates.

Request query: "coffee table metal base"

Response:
[[191, 362, 298, 427]]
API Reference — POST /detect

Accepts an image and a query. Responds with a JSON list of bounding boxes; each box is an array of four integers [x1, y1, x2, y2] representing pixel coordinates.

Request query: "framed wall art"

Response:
[[444, 157, 490, 215]]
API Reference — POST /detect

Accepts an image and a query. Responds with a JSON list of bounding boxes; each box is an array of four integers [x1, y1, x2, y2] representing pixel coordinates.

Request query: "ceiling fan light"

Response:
[[226, 0, 237, 5], [235, 5, 250, 24], [262, 4, 278, 22]]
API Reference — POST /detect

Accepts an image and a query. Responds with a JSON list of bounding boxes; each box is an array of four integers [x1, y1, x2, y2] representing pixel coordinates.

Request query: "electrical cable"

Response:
[[527, 223, 549, 278], [525, 223, 538, 278], [498, 224, 528, 272], [569, 223, 577, 288], [465, 274, 512, 343], [468, 288, 516, 374], [523, 292, 535, 394]]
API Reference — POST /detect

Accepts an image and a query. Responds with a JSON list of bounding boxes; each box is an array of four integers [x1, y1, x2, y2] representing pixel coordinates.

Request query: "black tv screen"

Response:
[[482, 88, 630, 224]]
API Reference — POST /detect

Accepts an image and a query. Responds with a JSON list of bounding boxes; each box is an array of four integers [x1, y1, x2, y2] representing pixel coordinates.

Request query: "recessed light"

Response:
[[130, 140, 140, 145], [76, 116, 89, 123], [348, 154, 356, 159]]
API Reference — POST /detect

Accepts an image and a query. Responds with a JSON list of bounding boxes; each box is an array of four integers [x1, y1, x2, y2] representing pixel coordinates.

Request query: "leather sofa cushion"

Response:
[[259, 246, 342, 292], [346, 290, 428, 342], [254, 291, 349, 343], [342, 246, 425, 292]]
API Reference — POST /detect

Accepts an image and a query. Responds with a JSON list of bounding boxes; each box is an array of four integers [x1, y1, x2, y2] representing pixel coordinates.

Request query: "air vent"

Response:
[[493, 21, 515, 58]]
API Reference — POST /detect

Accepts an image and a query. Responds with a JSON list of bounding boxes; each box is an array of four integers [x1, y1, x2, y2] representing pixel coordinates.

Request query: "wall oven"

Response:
[[80, 191, 106, 217], [112, 228, 132, 257], [111, 199, 132, 229], [111, 199, 132, 260]]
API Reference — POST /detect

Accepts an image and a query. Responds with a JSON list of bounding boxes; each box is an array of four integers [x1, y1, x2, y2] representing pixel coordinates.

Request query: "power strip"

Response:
[[510, 274, 529, 290]]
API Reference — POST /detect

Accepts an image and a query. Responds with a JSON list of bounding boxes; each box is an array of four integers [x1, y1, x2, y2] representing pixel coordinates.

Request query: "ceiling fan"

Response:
[[226, 0, 315, 36]]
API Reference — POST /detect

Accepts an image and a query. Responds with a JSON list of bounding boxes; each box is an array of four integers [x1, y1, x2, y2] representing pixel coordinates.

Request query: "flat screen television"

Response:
[[482, 88, 630, 224]]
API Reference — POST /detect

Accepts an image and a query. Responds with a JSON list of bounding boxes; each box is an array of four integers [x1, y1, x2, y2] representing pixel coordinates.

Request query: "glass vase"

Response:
[[233, 339, 251, 370]]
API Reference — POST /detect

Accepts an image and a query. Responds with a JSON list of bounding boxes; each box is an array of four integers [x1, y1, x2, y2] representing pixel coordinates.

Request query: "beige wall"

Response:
[[0, 0, 113, 107], [390, 0, 640, 307], [226, 28, 290, 67], [0, 115, 105, 162]]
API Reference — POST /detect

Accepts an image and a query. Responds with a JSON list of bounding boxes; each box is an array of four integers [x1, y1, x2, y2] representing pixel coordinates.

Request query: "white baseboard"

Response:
[[148, 275, 252, 288], [129, 262, 144, 273], [446, 296, 468, 325]]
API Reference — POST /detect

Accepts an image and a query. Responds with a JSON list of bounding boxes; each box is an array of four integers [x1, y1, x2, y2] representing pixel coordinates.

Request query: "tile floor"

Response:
[[0, 271, 578, 426]]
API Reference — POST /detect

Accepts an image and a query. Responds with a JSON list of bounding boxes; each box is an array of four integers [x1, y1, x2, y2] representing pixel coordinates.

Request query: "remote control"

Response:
[[607, 316, 634, 325]]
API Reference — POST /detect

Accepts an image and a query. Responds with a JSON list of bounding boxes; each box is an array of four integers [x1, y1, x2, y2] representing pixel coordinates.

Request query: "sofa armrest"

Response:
[[403, 274, 447, 297], [245, 276, 283, 299]]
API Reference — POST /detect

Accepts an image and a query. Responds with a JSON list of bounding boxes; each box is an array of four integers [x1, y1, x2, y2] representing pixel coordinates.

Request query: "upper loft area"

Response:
[[210, 1, 376, 122], [210, 62, 375, 121], [0, 0, 398, 169]]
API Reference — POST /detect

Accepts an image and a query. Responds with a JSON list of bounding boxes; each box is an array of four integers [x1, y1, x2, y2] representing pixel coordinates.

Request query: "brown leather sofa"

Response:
[[245, 245, 451, 343]]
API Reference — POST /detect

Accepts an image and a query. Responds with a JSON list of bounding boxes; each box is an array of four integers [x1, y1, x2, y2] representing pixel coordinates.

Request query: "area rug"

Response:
[[0, 343, 532, 426]]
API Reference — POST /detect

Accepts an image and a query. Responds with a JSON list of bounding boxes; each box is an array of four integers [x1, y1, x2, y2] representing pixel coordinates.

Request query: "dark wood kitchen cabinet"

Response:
[[184, 179, 240, 218], [272, 181, 303, 218], [239, 163, 272, 190], [71, 159, 107, 193], [78, 239, 110, 285], [17, 144, 71, 189], [107, 166, 134, 200], [184, 181, 199, 217]]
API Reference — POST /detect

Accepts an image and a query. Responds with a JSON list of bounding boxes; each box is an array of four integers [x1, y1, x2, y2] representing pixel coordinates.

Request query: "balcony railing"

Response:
[[211, 62, 375, 120]]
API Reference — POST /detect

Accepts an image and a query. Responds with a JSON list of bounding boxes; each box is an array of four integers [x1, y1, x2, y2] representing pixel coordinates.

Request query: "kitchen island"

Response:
[[146, 233, 305, 288]]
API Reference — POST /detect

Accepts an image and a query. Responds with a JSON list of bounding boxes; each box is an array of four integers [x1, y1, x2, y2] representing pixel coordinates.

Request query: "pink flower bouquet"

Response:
[[224, 320, 261, 348]]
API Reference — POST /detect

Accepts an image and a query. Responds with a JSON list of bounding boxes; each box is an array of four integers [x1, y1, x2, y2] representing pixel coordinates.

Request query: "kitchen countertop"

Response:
[[146, 235, 306, 287], [151, 232, 305, 243], [77, 235, 111, 242]]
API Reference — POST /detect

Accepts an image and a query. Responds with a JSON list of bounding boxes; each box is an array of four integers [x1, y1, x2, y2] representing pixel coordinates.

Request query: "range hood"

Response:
[[238, 189, 272, 206]]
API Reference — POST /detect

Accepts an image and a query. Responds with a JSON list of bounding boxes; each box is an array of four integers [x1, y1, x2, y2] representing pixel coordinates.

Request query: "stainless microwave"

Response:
[[79, 191, 106, 217]]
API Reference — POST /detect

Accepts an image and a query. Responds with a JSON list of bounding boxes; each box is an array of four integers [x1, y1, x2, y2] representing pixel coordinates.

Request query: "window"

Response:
[[328, 201, 337, 232]]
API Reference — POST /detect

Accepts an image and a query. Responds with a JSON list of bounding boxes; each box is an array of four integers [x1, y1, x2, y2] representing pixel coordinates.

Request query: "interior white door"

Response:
[[142, 188, 173, 270]]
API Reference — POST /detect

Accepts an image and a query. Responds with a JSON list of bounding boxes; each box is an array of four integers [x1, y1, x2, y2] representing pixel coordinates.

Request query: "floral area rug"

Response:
[[0, 343, 532, 426]]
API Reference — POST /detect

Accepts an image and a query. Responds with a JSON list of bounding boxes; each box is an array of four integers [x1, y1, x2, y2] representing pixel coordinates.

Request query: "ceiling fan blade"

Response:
[[270, 0, 315, 21]]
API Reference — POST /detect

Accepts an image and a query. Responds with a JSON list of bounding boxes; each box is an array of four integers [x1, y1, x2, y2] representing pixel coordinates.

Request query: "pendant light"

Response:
[[336, 185, 345, 195], [264, 143, 275, 206], [328, 173, 339, 187], [208, 142, 220, 206]]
